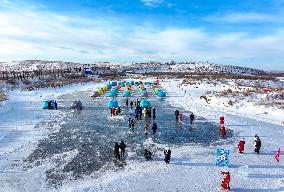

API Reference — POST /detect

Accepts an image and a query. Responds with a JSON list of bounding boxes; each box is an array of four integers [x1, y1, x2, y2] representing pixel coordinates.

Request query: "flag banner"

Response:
[[275, 147, 281, 163], [216, 148, 230, 166]]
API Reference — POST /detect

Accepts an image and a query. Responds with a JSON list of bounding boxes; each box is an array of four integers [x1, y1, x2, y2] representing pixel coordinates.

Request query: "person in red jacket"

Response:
[[220, 125, 226, 138], [238, 138, 245, 153], [221, 170, 231, 191]]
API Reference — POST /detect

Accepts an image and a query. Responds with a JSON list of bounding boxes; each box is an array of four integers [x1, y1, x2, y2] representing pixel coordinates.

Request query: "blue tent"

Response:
[[140, 99, 151, 108], [112, 82, 117, 86], [130, 81, 134, 85], [120, 82, 125, 87], [157, 90, 166, 97], [42, 99, 57, 109], [124, 91, 131, 97], [109, 91, 117, 97], [108, 100, 118, 108], [107, 84, 113, 89]]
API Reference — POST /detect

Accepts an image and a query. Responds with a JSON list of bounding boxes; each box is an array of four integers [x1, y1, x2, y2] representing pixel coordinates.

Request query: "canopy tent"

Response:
[[108, 100, 119, 108], [107, 84, 113, 89], [157, 90, 166, 97], [120, 82, 126, 87], [102, 85, 108, 91], [109, 91, 117, 97], [154, 87, 160, 93], [42, 99, 57, 109], [97, 89, 103, 95], [124, 91, 132, 97], [91, 91, 100, 97], [139, 84, 145, 89], [140, 99, 151, 108]]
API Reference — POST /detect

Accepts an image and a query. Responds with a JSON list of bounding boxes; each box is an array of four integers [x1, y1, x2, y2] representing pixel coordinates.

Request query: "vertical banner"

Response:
[[216, 148, 230, 166]]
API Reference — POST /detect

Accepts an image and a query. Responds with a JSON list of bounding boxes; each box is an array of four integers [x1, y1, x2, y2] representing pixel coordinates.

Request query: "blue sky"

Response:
[[0, 0, 284, 70]]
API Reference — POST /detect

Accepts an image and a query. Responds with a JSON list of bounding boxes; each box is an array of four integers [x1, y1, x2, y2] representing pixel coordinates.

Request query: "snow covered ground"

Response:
[[0, 79, 284, 192]]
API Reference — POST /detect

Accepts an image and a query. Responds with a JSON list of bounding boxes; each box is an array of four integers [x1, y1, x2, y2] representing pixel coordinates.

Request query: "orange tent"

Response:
[[116, 84, 121, 89]]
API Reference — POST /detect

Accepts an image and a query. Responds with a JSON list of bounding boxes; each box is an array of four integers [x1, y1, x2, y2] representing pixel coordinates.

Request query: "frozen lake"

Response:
[[24, 85, 227, 186]]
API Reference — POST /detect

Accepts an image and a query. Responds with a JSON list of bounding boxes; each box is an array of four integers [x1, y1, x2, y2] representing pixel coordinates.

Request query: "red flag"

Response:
[[275, 147, 281, 163]]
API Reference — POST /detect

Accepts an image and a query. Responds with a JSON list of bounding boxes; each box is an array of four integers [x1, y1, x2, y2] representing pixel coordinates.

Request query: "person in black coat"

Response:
[[254, 135, 261, 155], [114, 142, 120, 159], [130, 101, 133, 109], [152, 122, 158, 135], [152, 107, 156, 119], [190, 113, 195, 124], [164, 148, 171, 164], [144, 149, 152, 161], [175, 110, 179, 121], [120, 141, 126, 159]]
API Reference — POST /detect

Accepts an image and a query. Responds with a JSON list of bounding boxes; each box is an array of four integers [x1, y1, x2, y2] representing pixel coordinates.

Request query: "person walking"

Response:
[[120, 141, 126, 159], [164, 147, 171, 164], [144, 123, 149, 136], [153, 107, 156, 119], [175, 110, 179, 121], [152, 122, 158, 135], [254, 134, 261, 155], [238, 138, 246, 153], [190, 113, 195, 124], [114, 142, 120, 159]]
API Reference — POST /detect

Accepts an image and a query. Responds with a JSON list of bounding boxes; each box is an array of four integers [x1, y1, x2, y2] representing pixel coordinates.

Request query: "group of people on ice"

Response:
[[110, 106, 122, 116], [113, 141, 126, 160]]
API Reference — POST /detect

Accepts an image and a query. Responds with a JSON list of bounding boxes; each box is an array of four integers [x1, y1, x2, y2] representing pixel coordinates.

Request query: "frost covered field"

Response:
[[0, 79, 284, 192]]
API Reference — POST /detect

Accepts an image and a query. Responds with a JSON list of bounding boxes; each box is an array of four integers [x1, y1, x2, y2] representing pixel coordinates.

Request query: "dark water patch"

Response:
[[25, 86, 232, 186]]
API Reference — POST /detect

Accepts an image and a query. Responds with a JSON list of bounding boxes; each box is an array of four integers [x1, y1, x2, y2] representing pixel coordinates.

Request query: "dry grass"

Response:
[[0, 91, 7, 101]]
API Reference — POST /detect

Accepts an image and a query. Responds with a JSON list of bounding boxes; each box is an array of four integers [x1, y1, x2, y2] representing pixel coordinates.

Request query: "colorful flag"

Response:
[[275, 147, 281, 163], [216, 148, 230, 166]]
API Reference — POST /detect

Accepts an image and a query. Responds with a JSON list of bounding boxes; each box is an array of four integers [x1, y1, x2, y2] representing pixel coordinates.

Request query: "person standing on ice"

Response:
[[125, 98, 129, 107], [175, 110, 180, 121], [153, 107, 156, 119], [119, 141, 126, 159], [254, 134, 261, 155], [179, 113, 183, 121], [220, 125, 226, 138], [152, 122, 158, 135], [130, 101, 133, 109], [128, 118, 132, 130], [238, 138, 246, 153], [220, 169, 231, 191], [190, 113, 195, 124], [144, 123, 149, 135], [135, 108, 139, 119], [164, 147, 171, 164], [114, 142, 120, 159]]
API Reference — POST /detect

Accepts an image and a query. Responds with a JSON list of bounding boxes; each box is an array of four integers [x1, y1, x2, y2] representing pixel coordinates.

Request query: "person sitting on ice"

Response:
[[144, 149, 152, 161], [164, 147, 171, 164], [221, 169, 231, 191], [220, 125, 226, 138], [253, 134, 261, 155], [238, 138, 246, 153]]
